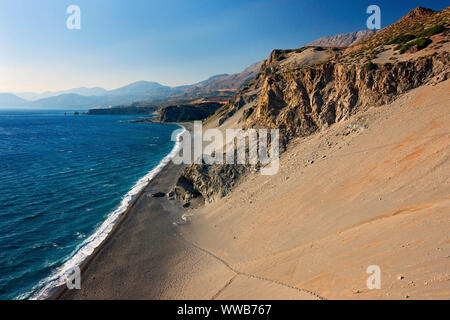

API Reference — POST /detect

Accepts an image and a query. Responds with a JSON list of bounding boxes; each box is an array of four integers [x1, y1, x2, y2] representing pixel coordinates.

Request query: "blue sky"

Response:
[[0, 0, 448, 92]]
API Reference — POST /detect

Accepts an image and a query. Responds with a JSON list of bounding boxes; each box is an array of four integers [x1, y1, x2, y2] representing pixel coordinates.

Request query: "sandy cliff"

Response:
[[170, 7, 450, 299], [175, 6, 449, 204]]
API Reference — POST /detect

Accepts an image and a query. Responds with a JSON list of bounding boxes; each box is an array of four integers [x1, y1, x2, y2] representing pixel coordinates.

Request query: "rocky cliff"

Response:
[[173, 164, 250, 205], [245, 51, 449, 145], [174, 6, 449, 205], [158, 102, 222, 122]]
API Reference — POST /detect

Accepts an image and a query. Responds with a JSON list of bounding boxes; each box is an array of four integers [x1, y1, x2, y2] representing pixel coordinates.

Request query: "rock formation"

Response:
[[174, 6, 449, 205]]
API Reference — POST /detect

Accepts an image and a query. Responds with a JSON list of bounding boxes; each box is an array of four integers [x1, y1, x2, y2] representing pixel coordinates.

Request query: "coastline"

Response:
[[47, 123, 190, 300], [48, 80, 450, 300], [49, 118, 320, 300]]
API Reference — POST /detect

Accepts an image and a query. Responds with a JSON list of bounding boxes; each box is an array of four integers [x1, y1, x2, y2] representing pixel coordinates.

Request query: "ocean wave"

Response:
[[22, 125, 186, 300]]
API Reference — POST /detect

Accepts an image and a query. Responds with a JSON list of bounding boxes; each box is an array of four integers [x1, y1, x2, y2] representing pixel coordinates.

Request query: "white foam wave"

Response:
[[21, 125, 186, 300]]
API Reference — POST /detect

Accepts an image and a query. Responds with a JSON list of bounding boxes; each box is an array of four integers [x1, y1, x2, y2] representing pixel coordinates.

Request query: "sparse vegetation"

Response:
[[387, 34, 416, 45], [399, 37, 431, 54], [314, 46, 324, 51], [368, 50, 377, 60], [417, 24, 446, 37], [276, 56, 286, 61], [364, 61, 377, 71], [217, 105, 229, 116], [244, 107, 254, 120]]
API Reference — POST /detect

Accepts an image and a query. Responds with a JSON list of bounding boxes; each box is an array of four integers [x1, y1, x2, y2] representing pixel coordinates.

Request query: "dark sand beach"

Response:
[[52, 125, 192, 300], [52, 121, 318, 300]]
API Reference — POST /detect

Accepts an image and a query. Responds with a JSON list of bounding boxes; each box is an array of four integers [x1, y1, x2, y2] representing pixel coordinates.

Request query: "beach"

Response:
[[52, 121, 318, 300], [54, 79, 450, 300], [53, 159, 190, 299], [50, 123, 191, 299]]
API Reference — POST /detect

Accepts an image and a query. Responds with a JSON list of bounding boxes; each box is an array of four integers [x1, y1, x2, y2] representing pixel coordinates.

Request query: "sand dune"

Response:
[[177, 79, 450, 299]]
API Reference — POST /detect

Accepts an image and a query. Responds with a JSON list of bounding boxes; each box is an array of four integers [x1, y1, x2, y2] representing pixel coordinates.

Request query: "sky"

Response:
[[0, 0, 448, 93]]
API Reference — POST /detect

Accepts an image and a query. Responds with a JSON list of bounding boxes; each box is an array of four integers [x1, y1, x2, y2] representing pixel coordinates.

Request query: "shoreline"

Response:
[[47, 123, 191, 300]]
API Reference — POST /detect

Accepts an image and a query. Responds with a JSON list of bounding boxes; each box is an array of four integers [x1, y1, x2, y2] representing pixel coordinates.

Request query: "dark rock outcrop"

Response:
[[158, 102, 222, 122], [173, 163, 249, 204], [87, 105, 158, 115]]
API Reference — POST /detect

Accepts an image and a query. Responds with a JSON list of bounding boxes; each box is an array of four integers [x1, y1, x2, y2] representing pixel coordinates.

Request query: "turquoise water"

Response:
[[0, 110, 179, 299]]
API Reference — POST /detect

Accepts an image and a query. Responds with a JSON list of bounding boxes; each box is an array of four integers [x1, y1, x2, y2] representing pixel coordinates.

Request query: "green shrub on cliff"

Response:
[[387, 34, 416, 45], [417, 24, 446, 37], [399, 38, 431, 54], [364, 61, 377, 71]]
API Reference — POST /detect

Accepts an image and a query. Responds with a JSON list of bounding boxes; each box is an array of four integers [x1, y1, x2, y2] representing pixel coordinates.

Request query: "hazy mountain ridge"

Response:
[[307, 30, 377, 47], [184, 62, 263, 95], [1, 64, 262, 109], [15, 87, 108, 101], [0, 93, 28, 107]]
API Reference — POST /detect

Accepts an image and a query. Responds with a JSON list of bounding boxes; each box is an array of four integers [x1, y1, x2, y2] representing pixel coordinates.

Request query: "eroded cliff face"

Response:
[[246, 51, 449, 143], [173, 164, 250, 205], [175, 51, 449, 204], [174, 7, 449, 205]]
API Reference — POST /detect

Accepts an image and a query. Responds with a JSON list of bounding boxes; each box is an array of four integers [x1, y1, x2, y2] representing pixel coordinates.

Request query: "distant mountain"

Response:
[[0, 93, 27, 107], [7, 63, 264, 110], [307, 30, 377, 47], [15, 87, 108, 101], [184, 62, 263, 96], [28, 93, 152, 110], [191, 74, 230, 87], [107, 81, 174, 98], [65, 87, 108, 96], [29, 94, 105, 110], [18, 81, 175, 110]]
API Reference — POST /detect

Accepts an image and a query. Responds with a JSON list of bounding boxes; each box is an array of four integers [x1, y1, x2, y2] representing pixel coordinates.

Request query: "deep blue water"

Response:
[[0, 110, 178, 299]]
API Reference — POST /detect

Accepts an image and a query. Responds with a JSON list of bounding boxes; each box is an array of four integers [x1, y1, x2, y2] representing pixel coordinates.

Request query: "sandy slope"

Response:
[[57, 80, 449, 300], [177, 79, 450, 299]]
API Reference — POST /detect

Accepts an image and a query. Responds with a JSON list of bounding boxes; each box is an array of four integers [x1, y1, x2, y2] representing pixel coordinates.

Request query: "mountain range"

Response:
[[307, 29, 377, 47], [0, 81, 183, 109], [0, 63, 262, 110], [15, 87, 109, 101]]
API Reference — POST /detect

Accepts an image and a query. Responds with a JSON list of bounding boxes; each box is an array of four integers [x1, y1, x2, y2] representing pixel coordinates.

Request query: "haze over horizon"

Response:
[[0, 0, 448, 93]]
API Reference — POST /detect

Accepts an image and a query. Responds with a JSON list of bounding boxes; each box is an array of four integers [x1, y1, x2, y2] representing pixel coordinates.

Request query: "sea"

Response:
[[0, 109, 183, 299]]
